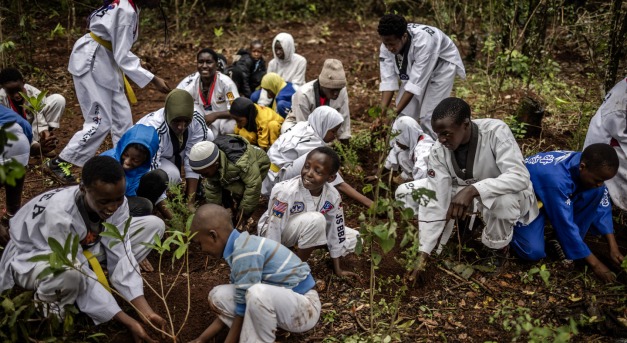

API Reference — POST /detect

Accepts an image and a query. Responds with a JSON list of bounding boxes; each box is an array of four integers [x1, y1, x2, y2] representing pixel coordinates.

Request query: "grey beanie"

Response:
[[318, 59, 347, 89]]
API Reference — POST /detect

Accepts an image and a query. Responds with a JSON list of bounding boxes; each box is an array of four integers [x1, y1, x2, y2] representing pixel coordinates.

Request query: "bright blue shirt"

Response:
[[0, 105, 32, 143], [525, 151, 613, 259]]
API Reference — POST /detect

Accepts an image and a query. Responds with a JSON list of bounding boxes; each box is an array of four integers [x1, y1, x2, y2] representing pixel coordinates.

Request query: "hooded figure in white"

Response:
[[262, 106, 343, 195], [385, 116, 435, 181], [267, 33, 307, 87]]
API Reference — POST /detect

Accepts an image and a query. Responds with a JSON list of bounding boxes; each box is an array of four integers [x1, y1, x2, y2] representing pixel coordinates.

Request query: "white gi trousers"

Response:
[[0, 124, 31, 166], [10, 215, 164, 317], [31, 94, 65, 143], [209, 283, 321, 343], [59, 73, 132, 167], [400, 60, 458, 139], [265, 212, 327, 249], [396, 180, 534, 253]]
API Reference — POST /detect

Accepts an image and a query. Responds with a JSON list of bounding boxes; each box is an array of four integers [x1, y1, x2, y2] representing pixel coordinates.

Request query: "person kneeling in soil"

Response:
[[414, 97, 538, 276], [189, 204, 321, 343], [386, 116, 435, 187], [230, 97, 284, 150], [258, 147, 360, 277], [100, 124, 170, 271], [188, 136, 270, 222], [0, 156, 166, 341], [510, 145, 624, 283], [0, 67, 65, 158]]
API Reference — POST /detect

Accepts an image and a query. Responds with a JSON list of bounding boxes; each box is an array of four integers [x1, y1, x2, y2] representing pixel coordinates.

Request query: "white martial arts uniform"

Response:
[[0, 186, 165, 324], [583, 76, 627, 210], [136, 106, 211, 185], [385, 116, 435, 181], [284, 79, 351, 140], [417, 119, 538, 255], [379, 23, 465, 138], [0, 84, 65, 143], [177, 72, 240, 137], [262, 106, 344, 195], [63, 0, 154, 167], [259, 176, 359, 258]]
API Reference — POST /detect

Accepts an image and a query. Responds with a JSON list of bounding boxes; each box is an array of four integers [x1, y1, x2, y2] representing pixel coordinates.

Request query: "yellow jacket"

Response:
[[235, 104, 284, 149]]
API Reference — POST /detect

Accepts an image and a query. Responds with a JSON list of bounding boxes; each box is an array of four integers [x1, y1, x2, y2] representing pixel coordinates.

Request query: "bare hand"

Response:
[[335, 268, 360, 279], [446, 186, 479, 221], [151, 76, 171, 94], [591, 262, 615, 283], [40, 131, 57, 153], [408, 251, 429, 284], [139, 259, 154, 272], [128, 320, 157, 343], [609, 248, 624, 266]]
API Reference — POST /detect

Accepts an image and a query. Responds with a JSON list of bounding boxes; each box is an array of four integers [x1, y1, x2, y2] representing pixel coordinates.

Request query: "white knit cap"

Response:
[[189, 141, 219, 170]]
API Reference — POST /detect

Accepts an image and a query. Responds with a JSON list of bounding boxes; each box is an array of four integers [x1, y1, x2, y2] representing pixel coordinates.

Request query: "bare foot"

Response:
[[139, 259, 154, 272]]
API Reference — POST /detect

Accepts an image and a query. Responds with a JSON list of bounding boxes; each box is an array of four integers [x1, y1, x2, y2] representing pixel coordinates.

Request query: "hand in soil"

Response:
[[139, 259, 154, 272], [128, 320, 158, 343], [591, 262, 616, 283], [609, 247, 624, 266], [143, 312, 168, 339], [408, 251, 429, 286], [335, 269, 360, 280]]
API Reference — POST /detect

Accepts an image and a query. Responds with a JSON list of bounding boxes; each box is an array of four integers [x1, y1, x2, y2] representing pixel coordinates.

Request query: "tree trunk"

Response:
[[604, 0, 626, 92]]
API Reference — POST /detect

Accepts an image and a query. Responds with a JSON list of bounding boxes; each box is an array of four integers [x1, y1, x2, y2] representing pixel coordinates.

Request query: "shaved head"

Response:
[[191, 204, 234, 258]]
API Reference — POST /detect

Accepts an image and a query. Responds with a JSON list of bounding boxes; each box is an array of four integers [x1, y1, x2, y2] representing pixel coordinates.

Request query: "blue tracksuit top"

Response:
[[101, 124, 160, 196], [525, 151, 613, 259]]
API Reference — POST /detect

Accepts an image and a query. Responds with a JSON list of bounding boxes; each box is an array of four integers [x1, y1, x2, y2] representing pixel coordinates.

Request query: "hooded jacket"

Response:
[[101, 124, 159, 196], [267, 33, 307, 86], [202, 135, 270, 215]]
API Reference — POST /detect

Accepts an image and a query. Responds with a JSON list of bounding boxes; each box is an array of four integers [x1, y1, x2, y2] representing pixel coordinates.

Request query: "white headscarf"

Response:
[[267, 106, 344, 167], [385, 116, 425, 172]]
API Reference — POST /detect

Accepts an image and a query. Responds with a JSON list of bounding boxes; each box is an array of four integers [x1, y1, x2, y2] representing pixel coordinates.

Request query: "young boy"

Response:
[[189, 204, 320, 343], [100, 124, 169, 225], [285, 59, 351, 141], [378, 14, 465, 138], [136, 89, 211, 207], [258, 147, 360, 277], [0, 67, 65, 157], [511, 145, 624, 283], [416, 97, 538, 274], [0, 156, 165, 340], [229, 40, 267, 98], [188, 137, 270, 222], [583, 76, 627, 211]]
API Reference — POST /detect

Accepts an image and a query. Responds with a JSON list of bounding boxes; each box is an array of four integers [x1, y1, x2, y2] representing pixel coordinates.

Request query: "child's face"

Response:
[[193, 229, 225, 258], [432, 117, 470, 151], [2, 80, 26, 103], [250, 44, 263, 60], [168, 117, 192, 137], [578, 164, 616, 189], [380, 32, 409, 55], [320, 86, 342, 100], [121, 146, 148, 171], [263, 88, 276, 99], [81, 179, 126, 221], [194, 163, 219, 178], [234, 116, 248, 129], [274, 41, 285, 60], [301, 152, 336, 194], [323, 124, 342, 143]]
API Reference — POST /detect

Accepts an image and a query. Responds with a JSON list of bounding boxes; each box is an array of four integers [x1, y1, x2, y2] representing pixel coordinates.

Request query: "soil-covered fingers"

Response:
[[592, 263, 616, 283], [139, 259, 154, 272]]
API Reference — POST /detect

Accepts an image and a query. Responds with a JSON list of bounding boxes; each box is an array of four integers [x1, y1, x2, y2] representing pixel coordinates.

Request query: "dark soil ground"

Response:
[[2, 7, 627, 343]]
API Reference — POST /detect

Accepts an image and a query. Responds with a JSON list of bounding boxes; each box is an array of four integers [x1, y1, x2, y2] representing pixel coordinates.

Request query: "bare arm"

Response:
[[336, 182, 373, 208], [394, 90, 415, 114], [188, 317, 225, 343], [225, 316, 244, 343]]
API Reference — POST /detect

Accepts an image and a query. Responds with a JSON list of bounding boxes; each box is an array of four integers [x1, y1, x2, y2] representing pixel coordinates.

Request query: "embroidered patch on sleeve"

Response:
[[226, 92, 235, 103], [427, 169, 436, 178], [320, 201, 334, 214], [272, 200, 288, 218], [290, 201, 305, 214]]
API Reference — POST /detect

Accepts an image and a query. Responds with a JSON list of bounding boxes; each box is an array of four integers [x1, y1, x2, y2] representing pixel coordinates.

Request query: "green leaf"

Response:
[[71, 234, 79, 261], [1, 298, 15, 313], [372, 252, 382, 266], [36, 267, 56, 280], [379, 237, 395, 253], [28, 254, 53, 263], [362, 183, 373, 194]]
